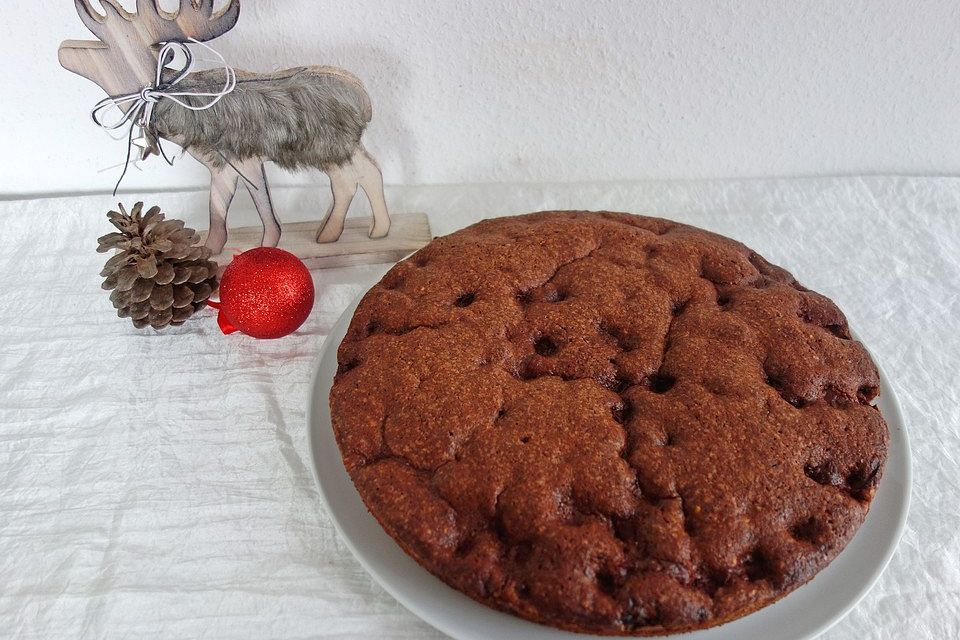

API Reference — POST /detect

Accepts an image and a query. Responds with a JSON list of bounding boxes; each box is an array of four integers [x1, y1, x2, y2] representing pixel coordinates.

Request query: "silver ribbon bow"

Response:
[[91, 38, 237, 195]]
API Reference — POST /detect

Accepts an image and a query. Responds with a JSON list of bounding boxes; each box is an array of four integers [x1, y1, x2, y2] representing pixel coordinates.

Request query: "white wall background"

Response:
[[2, 0, 959, 197]]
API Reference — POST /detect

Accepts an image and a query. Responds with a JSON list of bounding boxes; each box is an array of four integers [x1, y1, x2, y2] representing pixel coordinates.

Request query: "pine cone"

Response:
[[97, 202, 218, 329]]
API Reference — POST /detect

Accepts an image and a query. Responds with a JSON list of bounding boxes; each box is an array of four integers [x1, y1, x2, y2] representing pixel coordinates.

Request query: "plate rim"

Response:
[[307, 289, 912, 640]]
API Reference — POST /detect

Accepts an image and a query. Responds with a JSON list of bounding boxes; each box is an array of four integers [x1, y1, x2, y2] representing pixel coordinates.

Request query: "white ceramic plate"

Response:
[[307, 292, 911, 640]]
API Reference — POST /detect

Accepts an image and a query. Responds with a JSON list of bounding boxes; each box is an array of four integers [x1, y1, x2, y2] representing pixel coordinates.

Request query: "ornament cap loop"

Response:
[[216, 308, 237, 335]]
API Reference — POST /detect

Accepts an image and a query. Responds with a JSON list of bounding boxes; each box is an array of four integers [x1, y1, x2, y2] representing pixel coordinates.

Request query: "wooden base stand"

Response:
[[201, 213, 432, 269]]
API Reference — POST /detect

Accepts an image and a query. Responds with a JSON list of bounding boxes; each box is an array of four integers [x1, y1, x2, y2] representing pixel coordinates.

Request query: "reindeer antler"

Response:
[[74, 0, 129, 42], [75, 0, 240, 46]]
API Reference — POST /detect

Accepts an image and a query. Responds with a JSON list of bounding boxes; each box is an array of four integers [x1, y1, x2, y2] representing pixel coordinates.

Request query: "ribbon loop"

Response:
[[90, 38, 237, 195]]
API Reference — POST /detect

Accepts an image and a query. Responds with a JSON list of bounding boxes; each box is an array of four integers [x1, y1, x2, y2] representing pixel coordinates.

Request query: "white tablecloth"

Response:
[[1, 177, 958, 639]]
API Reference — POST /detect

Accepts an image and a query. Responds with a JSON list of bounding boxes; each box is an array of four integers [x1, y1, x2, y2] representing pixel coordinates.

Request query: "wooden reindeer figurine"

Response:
[[59, 0, 391, 254]]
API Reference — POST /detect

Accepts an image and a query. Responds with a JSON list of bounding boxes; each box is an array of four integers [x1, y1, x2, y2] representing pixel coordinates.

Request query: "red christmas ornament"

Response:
[[208, 247, 314, 339]]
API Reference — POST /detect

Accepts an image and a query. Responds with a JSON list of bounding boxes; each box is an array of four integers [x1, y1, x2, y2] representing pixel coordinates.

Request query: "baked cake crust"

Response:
[[329, 211, 889, 635]]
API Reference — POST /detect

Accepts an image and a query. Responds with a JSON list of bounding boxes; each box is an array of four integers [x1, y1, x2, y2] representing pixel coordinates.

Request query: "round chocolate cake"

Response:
[[329, 211, 888, 635]]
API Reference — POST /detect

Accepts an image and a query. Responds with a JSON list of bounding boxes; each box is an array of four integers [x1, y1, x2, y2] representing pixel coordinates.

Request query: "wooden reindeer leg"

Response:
[[241, 158, 281, 247], [352, 146, 391, 239], [206, 166, 240, 255], [317, 163, 359, 244]]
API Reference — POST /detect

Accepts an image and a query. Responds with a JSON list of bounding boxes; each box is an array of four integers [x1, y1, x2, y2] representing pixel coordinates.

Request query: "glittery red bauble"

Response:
[[211, 247, 314, 339]]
